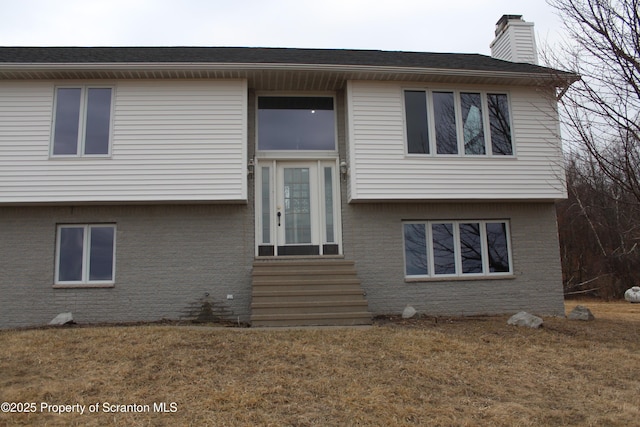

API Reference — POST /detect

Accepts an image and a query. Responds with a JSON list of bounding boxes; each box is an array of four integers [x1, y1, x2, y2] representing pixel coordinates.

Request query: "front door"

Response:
[[257, 160, 340, 256]]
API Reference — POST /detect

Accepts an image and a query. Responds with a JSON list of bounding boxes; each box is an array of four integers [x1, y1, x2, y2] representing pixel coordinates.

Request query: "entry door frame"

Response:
[[256, 158, 342, 257]]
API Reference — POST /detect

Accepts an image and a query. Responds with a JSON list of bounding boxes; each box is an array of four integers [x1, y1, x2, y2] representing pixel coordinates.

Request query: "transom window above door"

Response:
[[258, 96, 336, 151]]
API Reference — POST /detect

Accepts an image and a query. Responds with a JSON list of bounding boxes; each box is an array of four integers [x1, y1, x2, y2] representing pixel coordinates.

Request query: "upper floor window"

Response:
[[52, 86, 113, 156], [257, 96, 336, 151], [487, 94, 513, 155], [404, 90, 513, 156], [55, 224, 116, 286]]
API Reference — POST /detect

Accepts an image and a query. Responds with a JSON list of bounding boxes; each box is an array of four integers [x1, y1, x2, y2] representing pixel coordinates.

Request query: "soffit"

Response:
[[0, 65, 567, 90]]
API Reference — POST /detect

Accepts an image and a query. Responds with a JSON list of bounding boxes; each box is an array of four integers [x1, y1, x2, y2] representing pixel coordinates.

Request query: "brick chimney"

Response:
[[490, 14, 538, 64]]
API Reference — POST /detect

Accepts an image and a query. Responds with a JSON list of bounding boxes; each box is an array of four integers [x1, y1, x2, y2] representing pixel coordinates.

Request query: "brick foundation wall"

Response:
[[0, 204, 254, 328], [341, 201, 565, 317]]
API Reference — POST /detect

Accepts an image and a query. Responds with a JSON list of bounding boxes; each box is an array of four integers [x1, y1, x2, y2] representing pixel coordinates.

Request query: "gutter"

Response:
[[0, 62, 578, 86]]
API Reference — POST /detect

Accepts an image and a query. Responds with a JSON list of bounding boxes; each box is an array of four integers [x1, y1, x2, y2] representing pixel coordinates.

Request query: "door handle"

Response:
[[277, 211, 281, 226]]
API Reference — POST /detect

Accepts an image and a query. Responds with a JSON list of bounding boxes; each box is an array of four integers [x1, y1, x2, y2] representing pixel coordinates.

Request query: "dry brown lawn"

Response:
[[0, 300, 639, 426]]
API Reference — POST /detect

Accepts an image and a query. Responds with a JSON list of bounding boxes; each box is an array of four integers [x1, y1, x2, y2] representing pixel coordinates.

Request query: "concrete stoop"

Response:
[[250, 259, 372, 327]]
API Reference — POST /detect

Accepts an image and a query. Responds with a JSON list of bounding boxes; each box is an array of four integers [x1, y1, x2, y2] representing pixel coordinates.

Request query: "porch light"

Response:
[[340, 160, 348, 179], [247, 158, 255, 179]]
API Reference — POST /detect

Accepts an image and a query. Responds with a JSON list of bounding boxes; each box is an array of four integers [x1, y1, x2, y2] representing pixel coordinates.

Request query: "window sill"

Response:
[[256, 150, 339, 160], [405, 274, 516, 283], [53, 283, 115, 289], [404, 154, 517, 159], [49, 155, 112, 160]]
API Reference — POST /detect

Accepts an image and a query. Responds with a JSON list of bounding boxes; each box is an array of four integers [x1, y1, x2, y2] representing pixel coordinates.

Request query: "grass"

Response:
[[0, 300, 639, 426]]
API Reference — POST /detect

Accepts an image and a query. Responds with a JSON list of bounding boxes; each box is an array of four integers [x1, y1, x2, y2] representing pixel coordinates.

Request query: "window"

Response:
[[257, 96, 336, 150], [404, 91, 430, 154], [404, 90, 513, 156], [261, 166, 271, 244], [433, 91, 458, 154], [403, 220, 512, 278], [461, 93, 486, 155], [432, 223, 455, 274], [324, 166, 335, 243], [487, 94, 513, 155], [52, 86, 113, 156], [55, 224, 116, 285]]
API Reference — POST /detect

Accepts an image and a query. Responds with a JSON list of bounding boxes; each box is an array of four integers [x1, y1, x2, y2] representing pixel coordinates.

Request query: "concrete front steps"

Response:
[[250, 258, 372, 327]]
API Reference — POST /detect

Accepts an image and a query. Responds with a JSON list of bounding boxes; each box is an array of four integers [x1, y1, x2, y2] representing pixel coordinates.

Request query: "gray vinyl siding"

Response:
[[490, 21, 538, 64], [0, 80, 247, 203], [340, 201, 565, 317], [0, 205, 254, 328], [346, 81, 565, 201]]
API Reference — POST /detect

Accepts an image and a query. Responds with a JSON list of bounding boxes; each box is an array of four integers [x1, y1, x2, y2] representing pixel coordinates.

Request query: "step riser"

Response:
[[252, 294, 364, 303], [253, 278, 360, 288], [252, 267, 354, 276], [253, 274, 359, 281], [253, 260, 356, 267], [252, 304, 369, 315], [251, 308, 369, 316], [252, 317, 372, 327], [252, 286, 362, 294], [253, 264, 357, 274]]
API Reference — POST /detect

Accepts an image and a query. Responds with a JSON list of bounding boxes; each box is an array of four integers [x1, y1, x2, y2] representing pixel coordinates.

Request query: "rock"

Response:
[[624, 286, 640, 303], [402, 305, 417, 319], [568, 305, 595, 321], [507, 311, 543, 328], [49, 312, 74, 325]]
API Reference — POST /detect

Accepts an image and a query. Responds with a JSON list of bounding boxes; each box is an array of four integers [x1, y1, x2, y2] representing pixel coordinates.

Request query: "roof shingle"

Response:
[[0, 46, 571, 76]]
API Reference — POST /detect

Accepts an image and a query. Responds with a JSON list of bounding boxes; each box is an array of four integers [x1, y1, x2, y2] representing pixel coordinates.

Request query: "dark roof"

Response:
[[0, 46, 571, 76]]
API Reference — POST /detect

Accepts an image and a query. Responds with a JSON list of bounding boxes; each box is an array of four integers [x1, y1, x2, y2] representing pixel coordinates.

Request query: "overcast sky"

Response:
[[0, 0, 567, 55]]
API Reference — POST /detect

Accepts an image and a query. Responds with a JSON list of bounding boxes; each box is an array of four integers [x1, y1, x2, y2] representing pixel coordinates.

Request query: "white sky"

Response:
[[0, 0, 567, 55]]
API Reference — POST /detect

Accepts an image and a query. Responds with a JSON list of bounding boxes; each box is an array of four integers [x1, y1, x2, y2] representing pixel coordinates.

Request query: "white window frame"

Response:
[[50, 85, 115, 158], [403, 220, 513, 280], [403, 89, 515, 157], [54, 224, 116, 288], [255, 159, 342, 256]]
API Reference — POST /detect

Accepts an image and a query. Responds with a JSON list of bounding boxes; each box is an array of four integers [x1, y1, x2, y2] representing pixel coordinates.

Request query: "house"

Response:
[[0, 15, 578, 328]]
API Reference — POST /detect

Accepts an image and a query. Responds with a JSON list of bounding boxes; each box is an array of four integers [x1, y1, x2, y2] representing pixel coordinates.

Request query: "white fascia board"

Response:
[[0, 62, 563, 84]]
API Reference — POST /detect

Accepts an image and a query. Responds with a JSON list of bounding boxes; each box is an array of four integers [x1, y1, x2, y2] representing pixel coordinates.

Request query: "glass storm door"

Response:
[[278, 164, 316, 255], [257, 161, 340, 256]]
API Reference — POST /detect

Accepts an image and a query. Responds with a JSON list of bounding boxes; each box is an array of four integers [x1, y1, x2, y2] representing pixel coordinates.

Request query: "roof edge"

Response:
[[0, 61, 579, 86]]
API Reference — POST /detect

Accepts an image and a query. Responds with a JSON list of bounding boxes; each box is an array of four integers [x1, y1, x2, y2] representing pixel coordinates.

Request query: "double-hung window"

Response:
[[403, 220, 512, 278], [55, 224, 116, 286], [404, 90, 513, 156], [52, 86, 113, 156]]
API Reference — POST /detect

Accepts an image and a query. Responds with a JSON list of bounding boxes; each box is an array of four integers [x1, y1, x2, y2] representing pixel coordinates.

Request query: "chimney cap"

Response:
[[495, 14, 524, 36], [496, 14, 524, 26]]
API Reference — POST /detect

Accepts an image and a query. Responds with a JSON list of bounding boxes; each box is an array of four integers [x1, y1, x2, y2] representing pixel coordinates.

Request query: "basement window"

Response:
[[54, 224, 116, 287], [403, 220, 512, 279]]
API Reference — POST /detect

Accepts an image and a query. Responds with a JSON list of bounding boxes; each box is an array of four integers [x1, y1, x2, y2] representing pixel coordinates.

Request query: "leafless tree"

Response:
[[547, 0, 640, 297], [548, 0, 640, 202], [557, 152, 639, 297]]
